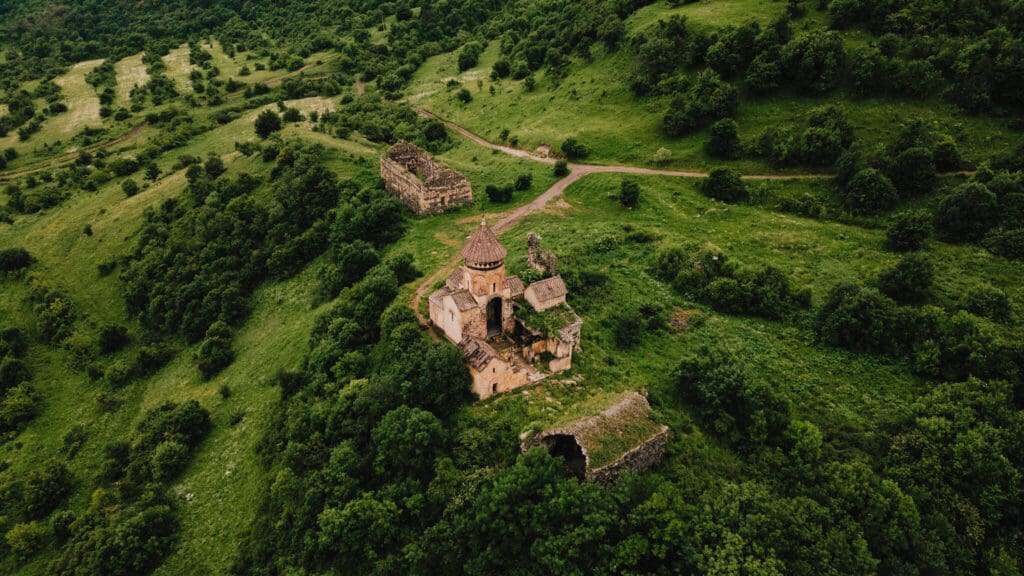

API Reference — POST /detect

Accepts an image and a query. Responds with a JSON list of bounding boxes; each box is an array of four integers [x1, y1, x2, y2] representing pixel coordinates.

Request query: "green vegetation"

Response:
[[1, 0, 1024, 574]]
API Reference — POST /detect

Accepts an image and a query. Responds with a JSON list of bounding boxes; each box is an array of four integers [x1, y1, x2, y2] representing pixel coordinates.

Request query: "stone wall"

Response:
[[521, 392, 669, 483], [588, 428, 670, 484], [379, 142, 473, 215]]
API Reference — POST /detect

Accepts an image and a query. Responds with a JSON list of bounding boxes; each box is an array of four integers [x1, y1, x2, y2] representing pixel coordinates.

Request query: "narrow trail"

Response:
[[0, 121, 149, 180], [408, 108, 843, 327]]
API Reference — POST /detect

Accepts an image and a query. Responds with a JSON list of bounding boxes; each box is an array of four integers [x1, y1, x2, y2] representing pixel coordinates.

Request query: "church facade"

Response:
[[429, 221, 581, 399]]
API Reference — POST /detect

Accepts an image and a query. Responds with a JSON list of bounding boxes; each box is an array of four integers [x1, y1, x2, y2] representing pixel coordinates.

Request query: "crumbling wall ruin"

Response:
[[526, 232, 558, 275], [380, 141, 472, 215], [521, 391, 669, 483]]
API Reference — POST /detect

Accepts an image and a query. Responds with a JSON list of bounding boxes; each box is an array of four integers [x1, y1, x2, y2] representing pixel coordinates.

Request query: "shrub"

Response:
[[961, 284, 1012, 323], [0, 247, 33, 272], [844, 169, 897, 215], [485, 183, 514, 203], [885, 210, 932, 251], [98, 324, 130, 354], [0, 357, 31, 389], [663, 70, 738, 136], [933, 137, 963, 172], [553, 160, 569, 177], [0, 385, 39, 432], [674, 346, 791, 446], [560, 137, 589, 160], [254, 109, 282, 138], [934, 182, 999, 242], [816, 283, 898, 352], [456, 88, 472, 103], [5, 521, 47, 558], [707, 118, 740, 159], [878, 253, 934, 304], [103, 360, 134, 387], [23, 461, 73, 519], [0, 327, 29, 357], [150, 441, 190, 481], [514, 173, 533, 191], [620, 180, 640, 209], [194, 321, 234, 379], [653, 147, 672, 165], [701, 168, 747, 202], [121, 178, 140, 197], [889, 147, 936, 198]]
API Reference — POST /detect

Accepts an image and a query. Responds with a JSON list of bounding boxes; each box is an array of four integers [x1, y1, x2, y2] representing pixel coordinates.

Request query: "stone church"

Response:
[[429, 220, 581, 399]]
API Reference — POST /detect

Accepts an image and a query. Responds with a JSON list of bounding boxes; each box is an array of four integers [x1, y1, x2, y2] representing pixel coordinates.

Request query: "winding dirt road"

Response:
[[408, 108, 834, 326]]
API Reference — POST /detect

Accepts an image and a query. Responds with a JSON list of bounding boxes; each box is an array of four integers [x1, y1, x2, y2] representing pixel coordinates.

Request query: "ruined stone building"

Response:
[[380, 141, 473, 215], [429, 220, 581, 399], [522, 391, 669, 483]]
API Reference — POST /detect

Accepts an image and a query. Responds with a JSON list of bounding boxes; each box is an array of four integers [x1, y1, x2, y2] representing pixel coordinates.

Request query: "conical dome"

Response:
[[461, 219, 507, 270]]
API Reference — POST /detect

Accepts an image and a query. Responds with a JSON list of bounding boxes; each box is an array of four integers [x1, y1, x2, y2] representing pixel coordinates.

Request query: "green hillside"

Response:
[[1, 0, 1024, 574]]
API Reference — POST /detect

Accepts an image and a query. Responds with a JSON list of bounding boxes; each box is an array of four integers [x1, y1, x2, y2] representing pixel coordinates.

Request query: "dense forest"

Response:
[[1, 0, 1024, 574]]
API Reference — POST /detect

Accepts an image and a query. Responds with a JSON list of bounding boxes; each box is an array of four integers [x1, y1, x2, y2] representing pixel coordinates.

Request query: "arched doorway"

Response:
[[486, 298, 502, 338], [542, 434, 587, 480]]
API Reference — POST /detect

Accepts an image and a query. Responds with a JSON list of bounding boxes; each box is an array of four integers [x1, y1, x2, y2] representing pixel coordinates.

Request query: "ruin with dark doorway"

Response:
[[522, 391, 669, 483]]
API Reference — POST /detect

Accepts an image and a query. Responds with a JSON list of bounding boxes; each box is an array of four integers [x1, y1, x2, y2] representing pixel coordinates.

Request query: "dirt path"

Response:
[[413, 108, 833, 180], [408, 108, 837, 326], [0, 121, 149, 180]]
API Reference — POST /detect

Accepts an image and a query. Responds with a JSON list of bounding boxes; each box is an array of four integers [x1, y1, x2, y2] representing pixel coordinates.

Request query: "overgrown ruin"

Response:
[[429, 220, 581, 399], [380, 140, 473, 215], [522, 391, 670, 483]]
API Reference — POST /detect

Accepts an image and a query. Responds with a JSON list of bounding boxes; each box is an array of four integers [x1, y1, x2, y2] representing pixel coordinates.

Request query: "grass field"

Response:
[[405, 5, 1024, 172], [455, 170, 1024, 448], [114, 52, 149, 105], [162, 43, 193, 94]]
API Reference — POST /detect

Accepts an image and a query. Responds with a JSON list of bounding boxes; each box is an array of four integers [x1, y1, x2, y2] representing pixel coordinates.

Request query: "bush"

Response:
[[707, 118, 740, 158], [664, 70, 738, 136], [961, 284, 1012, 323], [674, 346, 791, 446], [121, 178, 140, 197], [620, 180, 640, 209], [560, 137, 589, 160], [701, 168, 747, 202], [889, 147, 936, 198], [878, 253, 934, 304], [254, 109, 282, 138], [103, 360, 134, 387], [815, 283, 898, 352], [5, 521, 47, 558], [150, 441, 190, 481], [194, 321, 234, 379], [844, 169, 897, 215], [553, 160, 569, 177], [933, 138, 963, 172], [485, 183, 514, 203], [23, 461, 73, 519], [514, 173, 533, 191], [456, 88, 472, 103], [885, 210, 932, 251], [0, 247, 33, 272], [98, 324, 129, 354], [0, 357, 31, 389], [934, 182, 999, 242]]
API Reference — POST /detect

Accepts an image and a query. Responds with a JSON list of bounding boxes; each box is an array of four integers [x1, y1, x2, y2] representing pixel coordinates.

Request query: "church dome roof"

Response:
[[461, 219, 507, 269]]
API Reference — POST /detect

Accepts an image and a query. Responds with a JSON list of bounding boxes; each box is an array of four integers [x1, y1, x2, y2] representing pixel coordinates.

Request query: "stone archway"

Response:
[[486, 297, 502, 338], [541, 434, 587, 480]]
